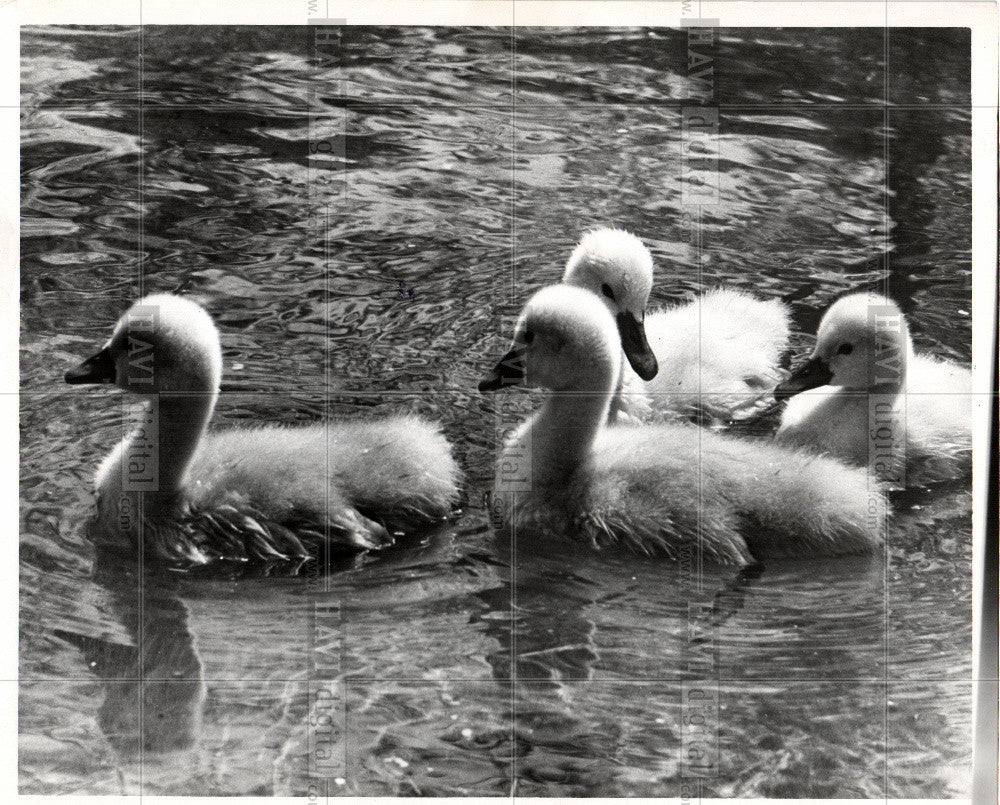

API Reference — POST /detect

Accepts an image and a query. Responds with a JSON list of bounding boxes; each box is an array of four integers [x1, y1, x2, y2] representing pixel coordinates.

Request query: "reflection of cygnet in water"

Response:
[[55, 553, 205, 756]]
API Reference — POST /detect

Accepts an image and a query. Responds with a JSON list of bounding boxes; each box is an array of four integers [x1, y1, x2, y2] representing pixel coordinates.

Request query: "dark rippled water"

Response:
[[20, 26, 973, 796]]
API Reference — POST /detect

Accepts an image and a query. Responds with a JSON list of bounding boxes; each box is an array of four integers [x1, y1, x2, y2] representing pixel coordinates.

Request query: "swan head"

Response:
[[561, 228, 658, 381], [479, 285, 621, 393], [776, 293, 912, 397], [65, 294, 222, 395]]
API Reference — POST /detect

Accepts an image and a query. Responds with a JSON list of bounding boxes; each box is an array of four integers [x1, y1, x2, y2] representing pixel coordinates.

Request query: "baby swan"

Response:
[[479, 285, 885, 564], [775, 293, 972, 486], [562, 228, 790, 422], [65, 294, 460, 566]]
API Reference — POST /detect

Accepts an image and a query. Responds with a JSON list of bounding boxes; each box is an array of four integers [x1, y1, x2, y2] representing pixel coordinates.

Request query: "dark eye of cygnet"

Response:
[[522, 330, 534, 344], [837, 343, 854, 356], [601, 284, 615, 301]]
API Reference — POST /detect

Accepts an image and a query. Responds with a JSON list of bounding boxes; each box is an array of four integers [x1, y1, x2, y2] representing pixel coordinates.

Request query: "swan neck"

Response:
[[523, 388, 611, 484], [158, 391, 216, 491], [116, 389, 216, 496]]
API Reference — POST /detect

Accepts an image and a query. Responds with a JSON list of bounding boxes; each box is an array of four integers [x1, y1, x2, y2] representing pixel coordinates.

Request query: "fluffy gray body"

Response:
[[485, 285, 886, 565], [69, 294, 460, 566]]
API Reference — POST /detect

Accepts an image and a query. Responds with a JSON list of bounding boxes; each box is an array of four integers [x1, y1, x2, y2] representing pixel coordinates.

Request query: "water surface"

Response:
[[20, 25, 972, 797]]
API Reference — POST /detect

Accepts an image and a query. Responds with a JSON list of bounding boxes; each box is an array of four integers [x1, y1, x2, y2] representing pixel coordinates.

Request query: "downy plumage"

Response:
[[66, 294, 460, 566], [480, 285, 885, 564]]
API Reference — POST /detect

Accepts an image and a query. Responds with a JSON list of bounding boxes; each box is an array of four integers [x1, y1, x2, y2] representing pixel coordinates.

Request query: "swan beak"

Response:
[[65, 347, 116, 385], [478, 346, 526, 392], [616, 312, 658, 381], [774, 355, 833, 399]]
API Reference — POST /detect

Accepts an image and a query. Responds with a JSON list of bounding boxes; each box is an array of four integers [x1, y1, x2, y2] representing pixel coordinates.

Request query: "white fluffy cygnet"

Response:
[[479, 285, 886, 564], [562, 228, 790, 422], [66, 294, 460, 566], [775, 293, 972, 487]]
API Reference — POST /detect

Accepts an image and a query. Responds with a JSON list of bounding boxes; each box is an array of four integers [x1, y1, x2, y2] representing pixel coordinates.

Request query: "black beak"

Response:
[[616, 311, 658, 381], [478, 346, 526, 393], [774, 355, 833, 400], [65, 347, 116, 385]]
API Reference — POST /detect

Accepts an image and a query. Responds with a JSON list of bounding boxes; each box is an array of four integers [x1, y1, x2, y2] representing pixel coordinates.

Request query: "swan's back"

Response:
[[643, 289, 790, 418], [92, 416, 459, 565], [188, 415, 460, 531], [503, 422, 884, 564], [900, 355, 973, 480], [908, 353, 972, 395], [906, 354, 972, 435]]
